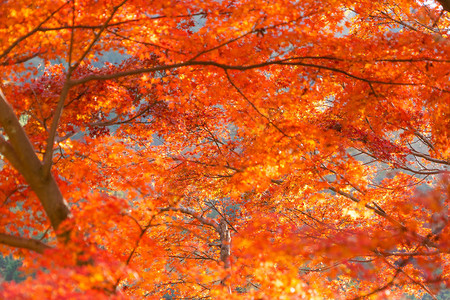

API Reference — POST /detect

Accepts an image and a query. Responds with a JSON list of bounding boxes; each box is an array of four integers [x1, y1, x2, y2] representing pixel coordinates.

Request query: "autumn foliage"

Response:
[[0, 0, 449, 298]]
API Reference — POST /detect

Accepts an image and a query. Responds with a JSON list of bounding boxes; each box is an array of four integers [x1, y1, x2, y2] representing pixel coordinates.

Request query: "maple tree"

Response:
[[0, 0, 449, 298]]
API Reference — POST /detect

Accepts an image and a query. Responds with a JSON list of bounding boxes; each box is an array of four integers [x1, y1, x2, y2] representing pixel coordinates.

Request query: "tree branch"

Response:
[[159, 206, 219, 230], [0, 135, 27, 176], [437, 0, 450, 12], [69, 59, 418, 87], [71, 0, 129, 71], [225, 70, 290, 137], [41, 83, 70, 178], [410, 150, 450, 165], [0, 88, 70, 232], [0, 2, 69, 62], [327, 187, 438, 248], [42, 0, 129, 179], [380, 250, 443, 257], [0, 232, 51, 254], [0, 89, 44, 179]]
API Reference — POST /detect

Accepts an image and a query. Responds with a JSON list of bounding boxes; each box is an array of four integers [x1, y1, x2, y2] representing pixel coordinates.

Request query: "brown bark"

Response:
[[437, 0, 450, 12], [0, 89, 70, 233], [218, 218, 231, 293], [218, 219, 231, 270], [0, 233, 51, 254]]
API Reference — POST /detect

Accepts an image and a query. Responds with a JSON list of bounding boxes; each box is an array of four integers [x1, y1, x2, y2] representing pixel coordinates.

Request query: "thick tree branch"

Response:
[[0, 88, 70, 232], [0, 136, 28, 176], [0, 89, 44, 178], [0, 233, 51, 254], [437, 0, 450, 12], [69, 59, 419, 87], [218, 218, 232, 293]]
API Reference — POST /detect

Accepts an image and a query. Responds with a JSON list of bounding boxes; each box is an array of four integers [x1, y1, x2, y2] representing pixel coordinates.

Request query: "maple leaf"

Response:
[[0, 0, 449, 299]]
